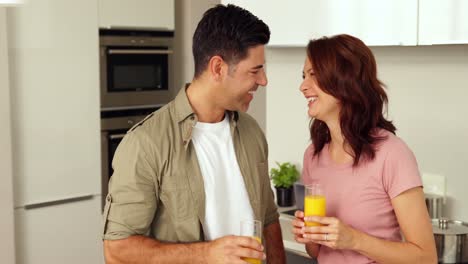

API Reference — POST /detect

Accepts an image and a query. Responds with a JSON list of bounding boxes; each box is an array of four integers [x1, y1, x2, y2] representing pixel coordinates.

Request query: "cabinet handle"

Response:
[[109, 133, 126, 140], [108, 49, 173, 55], [24, 194, 95, 210]]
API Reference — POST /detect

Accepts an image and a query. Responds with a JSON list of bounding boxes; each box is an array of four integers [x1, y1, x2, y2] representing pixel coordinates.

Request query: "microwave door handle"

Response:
[[108, 49, 173, 55]]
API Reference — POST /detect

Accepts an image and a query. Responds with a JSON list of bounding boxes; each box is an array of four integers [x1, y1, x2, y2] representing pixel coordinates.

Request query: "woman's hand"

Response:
[[291, 210, 312, 244], [301, 215, 360, 250]]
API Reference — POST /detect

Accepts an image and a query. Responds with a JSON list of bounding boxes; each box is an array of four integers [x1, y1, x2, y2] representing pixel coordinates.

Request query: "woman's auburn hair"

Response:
[[307, 34, 396, 166]]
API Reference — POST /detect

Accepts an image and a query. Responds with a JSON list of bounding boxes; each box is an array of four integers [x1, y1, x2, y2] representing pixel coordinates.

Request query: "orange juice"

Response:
[[304, 195, 326, 226], [243, 236, 262, 264]]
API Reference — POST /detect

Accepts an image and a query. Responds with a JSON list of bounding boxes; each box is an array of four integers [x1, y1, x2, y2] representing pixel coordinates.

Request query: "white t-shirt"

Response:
[[191, 114, 254, 240]]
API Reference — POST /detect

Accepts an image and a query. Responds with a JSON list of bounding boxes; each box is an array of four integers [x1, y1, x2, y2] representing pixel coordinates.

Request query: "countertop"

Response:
[[277, 206, 312, 259]]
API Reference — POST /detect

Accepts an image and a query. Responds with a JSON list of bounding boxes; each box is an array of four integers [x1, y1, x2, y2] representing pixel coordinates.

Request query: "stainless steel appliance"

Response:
[[433, 218, 468, 263], [100, 106, 160, 208], [425, 193, 444, 219], [99, 29, 174, 109]]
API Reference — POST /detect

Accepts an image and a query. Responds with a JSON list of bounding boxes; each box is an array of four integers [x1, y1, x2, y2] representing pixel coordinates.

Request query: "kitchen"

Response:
[[1, 0, 468, 263]]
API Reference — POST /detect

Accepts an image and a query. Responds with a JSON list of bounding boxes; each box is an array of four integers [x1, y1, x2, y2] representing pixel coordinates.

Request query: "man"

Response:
[[102, 4, 285, 263]]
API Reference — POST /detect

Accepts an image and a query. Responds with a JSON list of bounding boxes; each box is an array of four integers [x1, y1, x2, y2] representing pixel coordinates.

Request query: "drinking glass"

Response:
[[304, 183, 326, 226], [240, 219, 263, 264]]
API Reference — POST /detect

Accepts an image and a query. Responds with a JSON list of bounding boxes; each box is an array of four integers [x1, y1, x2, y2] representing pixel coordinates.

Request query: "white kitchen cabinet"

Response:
[[15, 196, 104, 264], [7, 0, 101, 207], [419, 0, 468, 45], [222, 0, 417, 46], [98, 0, 174, 30]]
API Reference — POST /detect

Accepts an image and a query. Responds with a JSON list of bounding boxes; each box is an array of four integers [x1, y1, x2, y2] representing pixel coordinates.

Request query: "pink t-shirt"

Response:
[[302, 129, 422, 264]]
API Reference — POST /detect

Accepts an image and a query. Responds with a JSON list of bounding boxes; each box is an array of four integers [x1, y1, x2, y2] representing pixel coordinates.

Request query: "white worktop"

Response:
[[277, 206, 312, 259]]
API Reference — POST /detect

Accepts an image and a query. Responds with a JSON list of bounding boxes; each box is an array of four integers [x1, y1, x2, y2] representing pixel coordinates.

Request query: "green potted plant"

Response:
[[270, 162, 299, 207]]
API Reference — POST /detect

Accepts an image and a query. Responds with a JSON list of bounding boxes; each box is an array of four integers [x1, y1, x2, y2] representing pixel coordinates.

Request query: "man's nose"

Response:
[[258, 70, 268, 86]]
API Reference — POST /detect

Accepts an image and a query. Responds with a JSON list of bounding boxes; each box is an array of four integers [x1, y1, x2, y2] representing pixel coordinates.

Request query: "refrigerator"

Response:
[[7, 0, 104, 263]]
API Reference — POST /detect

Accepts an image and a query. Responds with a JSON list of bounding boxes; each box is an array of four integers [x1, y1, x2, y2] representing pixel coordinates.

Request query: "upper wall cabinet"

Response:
[[419, 0, 468, 45], [222, 0, 418, 46], [99, 0, 174, 30]]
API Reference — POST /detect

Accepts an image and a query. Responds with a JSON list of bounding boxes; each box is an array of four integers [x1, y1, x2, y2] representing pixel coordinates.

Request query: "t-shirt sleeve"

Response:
[[382, 139, 423, 199], [102, 130, 158, 240]]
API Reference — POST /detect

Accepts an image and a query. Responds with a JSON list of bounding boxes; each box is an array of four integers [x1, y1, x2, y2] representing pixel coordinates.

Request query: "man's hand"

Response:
[[206, 235, 265, 263]]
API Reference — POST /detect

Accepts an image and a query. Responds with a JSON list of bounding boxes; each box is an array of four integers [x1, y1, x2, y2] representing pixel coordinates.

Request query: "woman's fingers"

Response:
[[294, 210, 305, 219], [304, 216, 338, 225], [302, 225, 336, 234], [292, 218, 305, 228], [302, 233, 331, 240]]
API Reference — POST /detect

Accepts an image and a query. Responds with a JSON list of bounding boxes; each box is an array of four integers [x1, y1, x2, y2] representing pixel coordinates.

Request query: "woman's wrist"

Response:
[[349, 227, 365, 252]]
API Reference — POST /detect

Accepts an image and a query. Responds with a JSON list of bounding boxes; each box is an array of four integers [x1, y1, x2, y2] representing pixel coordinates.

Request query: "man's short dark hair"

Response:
[[192, 4, 270, 78]]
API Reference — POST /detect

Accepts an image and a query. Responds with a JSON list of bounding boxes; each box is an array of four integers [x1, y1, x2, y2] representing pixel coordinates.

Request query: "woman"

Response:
[[292, 34, 437, 263]]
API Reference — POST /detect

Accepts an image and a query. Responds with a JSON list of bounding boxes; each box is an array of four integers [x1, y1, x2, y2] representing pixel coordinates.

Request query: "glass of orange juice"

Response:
[[240, 219, 263, 264], [304, 183, 326, 226]]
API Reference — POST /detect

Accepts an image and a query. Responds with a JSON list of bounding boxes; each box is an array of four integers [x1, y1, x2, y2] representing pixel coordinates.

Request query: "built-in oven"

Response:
[[99, 29, 175, 109], [100, 106, 160, 209]]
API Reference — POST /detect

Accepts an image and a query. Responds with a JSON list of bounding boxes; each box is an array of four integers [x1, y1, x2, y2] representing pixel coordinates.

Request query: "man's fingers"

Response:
[[235, 247, 265, 261], [235, 236, 263, 251]]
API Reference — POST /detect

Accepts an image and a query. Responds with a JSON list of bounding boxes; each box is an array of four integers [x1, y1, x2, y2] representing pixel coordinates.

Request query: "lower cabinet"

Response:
[[286, 250, 317, 264]]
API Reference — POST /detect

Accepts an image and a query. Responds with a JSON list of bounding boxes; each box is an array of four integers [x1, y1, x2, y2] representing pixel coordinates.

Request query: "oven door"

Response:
[[100, 47, 173, 109], [101, 129, 126, 209]]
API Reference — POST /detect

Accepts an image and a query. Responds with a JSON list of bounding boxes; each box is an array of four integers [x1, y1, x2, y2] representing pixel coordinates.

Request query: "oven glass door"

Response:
[[107, 130, 127, 179], [106, 47, 169, 92]]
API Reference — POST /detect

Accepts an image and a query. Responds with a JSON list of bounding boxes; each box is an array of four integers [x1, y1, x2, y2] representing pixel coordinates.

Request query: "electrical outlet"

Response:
[[421, 172, 446, 197]]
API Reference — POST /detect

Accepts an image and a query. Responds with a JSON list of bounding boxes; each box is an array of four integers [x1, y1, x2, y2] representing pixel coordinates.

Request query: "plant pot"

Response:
[[275, 187, 294, 207]]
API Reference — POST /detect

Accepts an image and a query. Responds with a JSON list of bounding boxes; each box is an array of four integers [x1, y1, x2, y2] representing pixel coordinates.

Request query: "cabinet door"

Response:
[[99, 0, 174, 30], [222, 0, 417, 46], [15, 196, 104, 264], [7, 0, 101, 207], [419, 0, 468, 44]]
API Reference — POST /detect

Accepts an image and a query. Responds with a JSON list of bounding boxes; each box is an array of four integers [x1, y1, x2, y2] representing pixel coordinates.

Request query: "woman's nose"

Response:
[[300, 81, 307, 92]]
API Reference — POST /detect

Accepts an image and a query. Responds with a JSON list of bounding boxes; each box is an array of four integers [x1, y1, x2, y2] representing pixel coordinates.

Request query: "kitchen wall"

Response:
[[266, 45, 468, 221], [0, 7, 16, 264], [174, 0, 267, 131]]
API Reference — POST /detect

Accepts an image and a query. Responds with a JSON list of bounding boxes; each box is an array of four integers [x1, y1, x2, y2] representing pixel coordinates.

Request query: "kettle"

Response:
[[432, 218, 468, 263], [425, 193, 444, 219]]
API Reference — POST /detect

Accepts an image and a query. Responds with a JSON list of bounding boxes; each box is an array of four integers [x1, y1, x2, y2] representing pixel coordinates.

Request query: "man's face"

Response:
[[220, 45, 268, 112]]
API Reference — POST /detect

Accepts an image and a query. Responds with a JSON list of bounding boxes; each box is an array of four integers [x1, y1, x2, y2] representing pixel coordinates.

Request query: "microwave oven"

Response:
[[99, 29, 175, 110]]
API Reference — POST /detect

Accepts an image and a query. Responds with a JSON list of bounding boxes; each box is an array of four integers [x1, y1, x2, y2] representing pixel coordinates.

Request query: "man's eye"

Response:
[[251, 71, 259, 74]]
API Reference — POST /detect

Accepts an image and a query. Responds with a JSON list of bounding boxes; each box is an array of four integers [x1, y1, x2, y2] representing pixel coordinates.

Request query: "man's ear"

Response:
[[207, 55, 227, 82]]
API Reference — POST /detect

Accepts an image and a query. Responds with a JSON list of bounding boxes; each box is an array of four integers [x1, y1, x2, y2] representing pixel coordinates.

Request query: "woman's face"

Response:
[[300, 57, 340, 123]]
